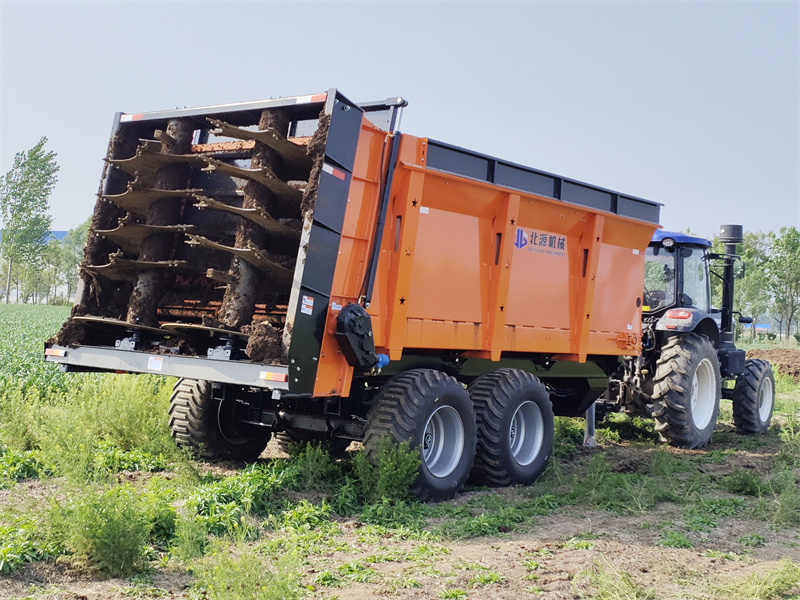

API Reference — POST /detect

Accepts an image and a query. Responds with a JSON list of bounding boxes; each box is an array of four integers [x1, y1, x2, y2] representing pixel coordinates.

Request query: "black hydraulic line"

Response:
[[360, 132, 402, 308]]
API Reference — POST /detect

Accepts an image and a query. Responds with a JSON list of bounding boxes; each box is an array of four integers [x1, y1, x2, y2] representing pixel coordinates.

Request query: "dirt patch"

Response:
[[746, 347, 800, 381]]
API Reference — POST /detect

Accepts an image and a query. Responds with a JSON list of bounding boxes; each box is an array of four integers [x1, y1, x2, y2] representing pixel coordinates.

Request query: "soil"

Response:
[[300, 112, 329, 218], [242, 320, 284, 363], [747, 347, 800, 381]]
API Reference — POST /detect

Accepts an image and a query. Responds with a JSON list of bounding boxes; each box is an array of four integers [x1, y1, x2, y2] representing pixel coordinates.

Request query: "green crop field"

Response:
[[0, 305, 799, 600]]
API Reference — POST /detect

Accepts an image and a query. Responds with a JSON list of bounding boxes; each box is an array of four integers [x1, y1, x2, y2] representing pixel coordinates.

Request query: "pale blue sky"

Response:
[[1, 1, 798, 240]]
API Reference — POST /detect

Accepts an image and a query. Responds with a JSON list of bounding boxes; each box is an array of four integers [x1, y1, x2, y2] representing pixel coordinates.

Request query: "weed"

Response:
[[597, 413, 658, 442], [436, 506, 525, 539], [720, 470, 765, 496], [438, 588, 468, 599], [577, 558, 657, 600], [569, 455, 679, 514], [291, 443, 342, 492], [351, 440, 419, 504], [192, 541, 302, 600], [279, 499, 332, 530], [469, 570, 507, 586], [756, 471, 800, 527], [554, 417, 584, 458], [361, 497, 426, 528], [188, 462, 295, 534], [683, 507, 717, 533], [338, 560, 379, 583], [331, 476, 359, 516], [0, 447, 49, 481], [739, 533, 767, 547], [776, 410, 800, 468], [658, 530, 692, 548], [522, 558, 542, 571], [561, 537, 594, 550], [49, 483, 152, 576], [382, 573, 423, 593], [712, 559, 800, 600], [316, 570, 345, 587], [171, 513, 207, 561], [0, 522, 52, 574]]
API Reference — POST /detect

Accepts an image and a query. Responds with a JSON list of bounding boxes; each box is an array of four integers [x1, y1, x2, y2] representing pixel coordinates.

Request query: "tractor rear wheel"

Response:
[[732, 359, 775, 434], [363, 369, 476, 502], [652, 334, 721, 448], [468, 369, 554, 487], [168, 378, 270, 460]]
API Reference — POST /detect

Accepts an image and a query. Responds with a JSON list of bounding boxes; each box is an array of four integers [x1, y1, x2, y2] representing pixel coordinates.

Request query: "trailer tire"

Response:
[[652, 333, 720, 448], [732, 359, 775, 434], [275, 430, 351, 457], [468, 369, 554, 487], [363, 369, 476, 502], [168, 378, 270, 460]]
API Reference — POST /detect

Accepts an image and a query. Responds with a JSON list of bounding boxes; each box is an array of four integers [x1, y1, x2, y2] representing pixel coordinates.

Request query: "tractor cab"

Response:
[[643, 230, 712, 316]]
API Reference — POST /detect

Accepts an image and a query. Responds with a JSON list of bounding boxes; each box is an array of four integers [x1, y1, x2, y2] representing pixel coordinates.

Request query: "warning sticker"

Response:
[[147, 356, 163, 371], [301, 295, 314, 315]]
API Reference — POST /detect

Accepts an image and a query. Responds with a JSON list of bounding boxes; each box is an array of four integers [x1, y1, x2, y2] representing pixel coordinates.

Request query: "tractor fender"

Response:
[[655, 309, 720, 346]]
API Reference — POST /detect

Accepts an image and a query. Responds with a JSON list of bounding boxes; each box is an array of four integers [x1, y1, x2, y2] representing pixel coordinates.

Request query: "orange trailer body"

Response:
[[314, 119, 657, 398]]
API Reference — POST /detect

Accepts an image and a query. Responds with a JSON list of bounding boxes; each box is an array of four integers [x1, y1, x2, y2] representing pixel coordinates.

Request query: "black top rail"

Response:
[[425, 139, 661, 225]]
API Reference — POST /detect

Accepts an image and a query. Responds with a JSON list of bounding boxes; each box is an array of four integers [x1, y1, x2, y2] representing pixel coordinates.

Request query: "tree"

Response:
[[736, 231, 772, 341], [767, 226, 800, 339], [0, 137, 59, 303]]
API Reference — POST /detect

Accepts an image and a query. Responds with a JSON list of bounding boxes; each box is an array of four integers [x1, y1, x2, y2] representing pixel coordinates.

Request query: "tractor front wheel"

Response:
[[732, 359, 775, 434], [652, 334, 721, 449]]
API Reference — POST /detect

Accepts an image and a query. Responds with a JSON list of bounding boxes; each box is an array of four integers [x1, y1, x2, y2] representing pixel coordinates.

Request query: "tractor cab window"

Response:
[[680, 247, 710, 312], [643, 246, 676, 311]]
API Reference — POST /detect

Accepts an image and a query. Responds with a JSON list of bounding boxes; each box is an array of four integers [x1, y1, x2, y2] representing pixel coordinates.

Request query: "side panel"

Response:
[[370, 135, 658, 362]]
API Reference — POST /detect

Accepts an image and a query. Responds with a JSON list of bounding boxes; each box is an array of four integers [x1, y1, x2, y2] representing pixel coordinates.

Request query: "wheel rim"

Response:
[[690, 357, 716, 429], [509, 400, 544, 467], [758, 377, 774, 422], [422, 405, 465, 478]]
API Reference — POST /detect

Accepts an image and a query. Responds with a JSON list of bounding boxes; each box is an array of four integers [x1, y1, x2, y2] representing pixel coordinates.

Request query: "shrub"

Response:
[[49, 483, 152, 576], [192, 542, 302, 600], [351, 440, 419, 504], [291, 443, 342, 492], [721, 470, 765, 496]]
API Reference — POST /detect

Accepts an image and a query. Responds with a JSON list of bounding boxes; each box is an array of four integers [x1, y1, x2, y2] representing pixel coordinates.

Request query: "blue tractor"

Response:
[[606, 224, 775, 448]]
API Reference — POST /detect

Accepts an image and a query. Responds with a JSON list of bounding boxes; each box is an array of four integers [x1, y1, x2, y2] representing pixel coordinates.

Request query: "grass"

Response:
[[1, 305, 799, 597]]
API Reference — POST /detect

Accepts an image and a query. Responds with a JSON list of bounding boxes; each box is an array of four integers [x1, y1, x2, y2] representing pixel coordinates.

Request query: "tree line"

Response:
[[1, 138, 799, 340]]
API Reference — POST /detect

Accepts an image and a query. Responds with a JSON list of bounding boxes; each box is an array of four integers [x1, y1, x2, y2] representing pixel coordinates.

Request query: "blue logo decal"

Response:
[[514, 228, 528, 249]]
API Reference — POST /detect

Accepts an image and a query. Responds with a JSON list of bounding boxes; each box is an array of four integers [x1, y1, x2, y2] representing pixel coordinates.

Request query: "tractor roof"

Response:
[[650, 230, 712, 247]]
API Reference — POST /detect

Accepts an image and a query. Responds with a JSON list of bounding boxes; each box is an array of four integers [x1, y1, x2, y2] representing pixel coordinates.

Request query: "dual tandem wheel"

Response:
[[169, 368, 555, 502]]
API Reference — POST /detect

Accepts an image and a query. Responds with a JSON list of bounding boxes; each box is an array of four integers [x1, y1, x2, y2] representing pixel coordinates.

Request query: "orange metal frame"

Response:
[[312, 119, 658, 397]]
